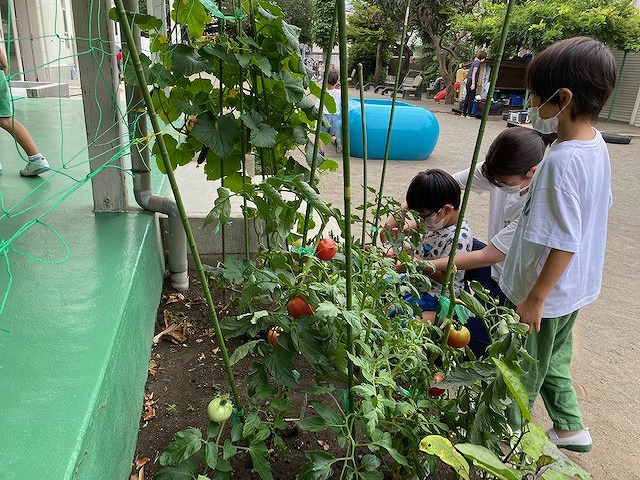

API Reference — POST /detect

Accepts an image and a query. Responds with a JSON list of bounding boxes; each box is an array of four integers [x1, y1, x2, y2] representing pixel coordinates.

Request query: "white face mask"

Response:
[[528, 89, 562, 134], [499, 177, 530, 196], [422, 208, 447, 231]]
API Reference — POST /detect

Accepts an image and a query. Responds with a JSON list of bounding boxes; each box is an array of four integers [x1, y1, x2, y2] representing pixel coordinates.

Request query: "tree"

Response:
[[458, 0, 640, 55], [311, 0, 336, 60], [411, 0, 480, 104], [347, 0, 406, 83], [274, 0, 314, 44]]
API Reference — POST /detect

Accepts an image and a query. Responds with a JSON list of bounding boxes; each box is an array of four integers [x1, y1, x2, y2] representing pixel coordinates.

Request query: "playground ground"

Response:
[[313, 87, 640, 478]]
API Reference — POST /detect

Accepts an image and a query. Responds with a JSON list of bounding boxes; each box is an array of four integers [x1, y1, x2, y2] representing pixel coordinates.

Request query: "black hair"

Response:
[[327, 70, 339, 86], [406, 169, 461, 213], [526, 36, 617, 121], [482, 127, 545, 186]]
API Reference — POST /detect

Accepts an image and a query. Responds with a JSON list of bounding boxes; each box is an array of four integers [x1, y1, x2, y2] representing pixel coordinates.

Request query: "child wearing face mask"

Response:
[[425, 127, 545, 355], [499, 37, 617, 452], [403, 169, 473, 323]]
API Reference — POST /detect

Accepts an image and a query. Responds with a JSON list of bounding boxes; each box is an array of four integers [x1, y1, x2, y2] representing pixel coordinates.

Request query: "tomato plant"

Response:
[[286, 295, 314, 319], [315, 237, 338, 260], [267, 326, 282, 348], [207, 396, 233, 422], [447, 325, 471, 349]]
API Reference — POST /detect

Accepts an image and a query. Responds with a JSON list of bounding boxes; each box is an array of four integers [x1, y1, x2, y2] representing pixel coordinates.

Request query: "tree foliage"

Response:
[[347, 0, 405, 83], [411, 0, 480, 104], [457, 0, 640, 54], [311, 0, 336, 54]]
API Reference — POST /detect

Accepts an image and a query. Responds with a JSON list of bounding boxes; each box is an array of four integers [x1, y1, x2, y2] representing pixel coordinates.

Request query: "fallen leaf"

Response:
[[153, 311, 192, 344], [142, 393, 157, 421], [148, 360, 158, 375], [165, 292, 185, 305], [135, 457, 150, 469], [317, 439, 330, 451]]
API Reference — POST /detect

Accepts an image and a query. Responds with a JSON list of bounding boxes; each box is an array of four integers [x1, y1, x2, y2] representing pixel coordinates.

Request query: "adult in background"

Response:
[[462, 50, 487, 118]]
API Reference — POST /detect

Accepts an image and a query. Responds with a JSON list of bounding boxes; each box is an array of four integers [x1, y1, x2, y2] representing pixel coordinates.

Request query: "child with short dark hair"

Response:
[[405, 168, 473, 323], [315, 69, 342, 155], [500, 37, 617, 452]]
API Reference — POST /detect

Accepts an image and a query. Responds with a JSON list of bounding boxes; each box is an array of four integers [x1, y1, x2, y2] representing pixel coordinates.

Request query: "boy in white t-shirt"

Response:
[[499, 37, 617, 452], [316, 69, 342, 155]]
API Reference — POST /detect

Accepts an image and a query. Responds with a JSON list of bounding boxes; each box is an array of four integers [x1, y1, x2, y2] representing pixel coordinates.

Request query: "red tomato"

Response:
[[316, 238, 338, 260], [447, 325, 471, 349], [428, 372, 445, 397], [287, 295, 315, 319], [267, 326, 282, 348]]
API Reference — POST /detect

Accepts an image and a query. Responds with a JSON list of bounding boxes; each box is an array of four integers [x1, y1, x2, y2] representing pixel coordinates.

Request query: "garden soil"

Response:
[[132, 91, 640, 479]]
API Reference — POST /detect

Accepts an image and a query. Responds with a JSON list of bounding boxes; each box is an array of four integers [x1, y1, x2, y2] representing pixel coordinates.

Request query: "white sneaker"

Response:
[[546, 428, 592, 452], [20, 156, 50, 177]]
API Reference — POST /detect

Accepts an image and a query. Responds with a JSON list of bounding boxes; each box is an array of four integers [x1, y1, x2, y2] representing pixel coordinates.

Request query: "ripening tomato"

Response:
[[287, 295, 315, 319], [207, 396, 233, 422], [428, 372, 445, 397], [447, 325, 471, 349], [267, 326, 282, 348], [316, 238, 338, 261]]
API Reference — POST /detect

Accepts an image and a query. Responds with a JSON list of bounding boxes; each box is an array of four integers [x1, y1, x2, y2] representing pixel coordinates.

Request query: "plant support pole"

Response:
[[336, 0, 355, 414], [441, 0, 516, 321], [114, 0, 241, 407], [371, 0, 411, 245], [358, 63, 368, 245]]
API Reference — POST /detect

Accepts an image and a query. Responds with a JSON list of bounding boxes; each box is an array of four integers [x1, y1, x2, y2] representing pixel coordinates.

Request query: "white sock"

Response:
[[28, 153, 43, 161]]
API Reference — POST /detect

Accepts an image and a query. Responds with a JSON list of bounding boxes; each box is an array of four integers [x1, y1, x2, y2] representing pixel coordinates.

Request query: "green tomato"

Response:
[[207, 396, 233, 422]]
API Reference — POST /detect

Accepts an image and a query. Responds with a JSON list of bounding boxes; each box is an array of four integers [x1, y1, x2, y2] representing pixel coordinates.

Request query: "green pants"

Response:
[[511, 310, 585, 431]]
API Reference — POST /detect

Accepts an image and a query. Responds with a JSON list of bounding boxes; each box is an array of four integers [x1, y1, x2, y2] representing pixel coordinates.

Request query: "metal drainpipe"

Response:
[[123, 0, 188, 291]]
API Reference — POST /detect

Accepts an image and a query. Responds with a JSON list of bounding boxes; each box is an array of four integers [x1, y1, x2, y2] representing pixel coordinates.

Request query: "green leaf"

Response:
[[458, 289, 486, 318], [295, 416, 327, 432], [275, 70, 305, 103], [360, 454, 382, 471], [242, 413, 262, 438], [155, 459, 198, 480], [158, 428, 203, 466], [198, 0, 239, 21], [310, 401, 344, 429], [109, 8, 163, 31], [191, 112, 242, 158], [248, 441, 273, 480], [205, 442, 218, 469], [419, 435, 470, 480], [172, 44, 211, 77], [171, 0, 210, 39], [204, 187, 231, 231], [240, 110, 278, 148], [456, 443, 520, 480], [493, 358, 532, 422], [302, 451, 337, 480], [371, 432, 409, 466], [291, 177, 335, 217], [229, 339, 261, 365], [265, 348, 299, 387]]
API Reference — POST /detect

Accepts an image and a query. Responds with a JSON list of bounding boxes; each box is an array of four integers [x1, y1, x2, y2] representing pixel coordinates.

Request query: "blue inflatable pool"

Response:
[[348, 98, 439, 160]]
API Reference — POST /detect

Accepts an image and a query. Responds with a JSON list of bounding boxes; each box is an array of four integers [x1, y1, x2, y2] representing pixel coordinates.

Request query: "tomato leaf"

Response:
[[158, 428, 203, 466], [419, 435, 470, 480], [493, 358, 532, 422], [455, 443, 520, 480], [155, 459, 198, 479], [204, 442, 218, 469], [248, 440, 273, 480], [264, 348, 298, 387]]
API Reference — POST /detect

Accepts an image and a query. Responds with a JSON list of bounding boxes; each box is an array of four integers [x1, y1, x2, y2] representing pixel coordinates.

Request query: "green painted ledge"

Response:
[[0, 99, 166, 479]]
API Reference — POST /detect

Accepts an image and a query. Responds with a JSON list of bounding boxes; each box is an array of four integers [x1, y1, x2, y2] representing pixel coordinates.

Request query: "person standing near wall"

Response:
[[461, 50, 487, 118], [0, 46, 49, 176]]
